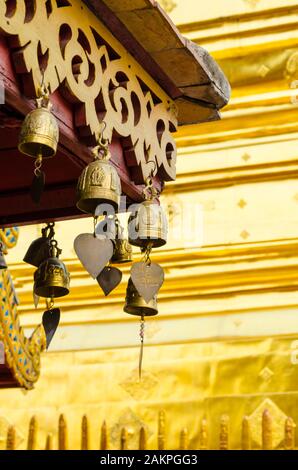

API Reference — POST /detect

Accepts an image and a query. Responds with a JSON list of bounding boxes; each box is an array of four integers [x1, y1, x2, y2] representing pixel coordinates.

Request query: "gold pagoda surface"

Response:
[[1, 0, 298, 450]]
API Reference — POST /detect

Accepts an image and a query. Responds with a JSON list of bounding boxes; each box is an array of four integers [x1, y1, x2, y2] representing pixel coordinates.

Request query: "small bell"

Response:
[[18, 88, 59, 159], [0, 242, 7, 270], [128, 178, 167, 248], [111, 217, 132, 264], [77, 137, 121, 215], [23, 223, 56, 267], [34, 240, 70, 298], [124, 278, 158, 317], [112, 239, 133, 264], [18, 83, 59, 204]]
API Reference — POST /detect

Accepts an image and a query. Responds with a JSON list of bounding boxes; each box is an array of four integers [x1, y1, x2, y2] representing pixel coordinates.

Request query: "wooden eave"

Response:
[[85, 0, 231, 124]]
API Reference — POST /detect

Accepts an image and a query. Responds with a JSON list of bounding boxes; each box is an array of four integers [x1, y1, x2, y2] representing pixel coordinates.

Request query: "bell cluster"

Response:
[[16, 84, 168, 353]]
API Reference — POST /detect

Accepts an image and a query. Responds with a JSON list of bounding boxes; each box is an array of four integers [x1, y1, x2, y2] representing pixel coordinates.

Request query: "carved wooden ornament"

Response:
[[0, 0, 178, 184]]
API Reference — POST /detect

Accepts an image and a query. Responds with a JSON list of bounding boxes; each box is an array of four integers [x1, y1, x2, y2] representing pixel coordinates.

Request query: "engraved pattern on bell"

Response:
[[128, 200, 168, 248], [124, 278, 158, 317], [34, 258, 70, 298], [77, 160, 121, 214], [18, 107, 59, 158]]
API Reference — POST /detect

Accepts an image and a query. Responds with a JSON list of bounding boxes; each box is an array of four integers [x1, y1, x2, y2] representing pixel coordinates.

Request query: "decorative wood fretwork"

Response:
[[0, 0, 178, 184]]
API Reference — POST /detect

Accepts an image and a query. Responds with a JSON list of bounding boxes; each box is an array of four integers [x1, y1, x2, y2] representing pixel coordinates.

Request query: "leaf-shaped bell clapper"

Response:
[[18, 87, 59, 159], [34, 240, 70, 299], [23, 223, 57, 267], [76, 139, 121, 215], [0, 242, 7, 270], [124, 278, 158, 317]]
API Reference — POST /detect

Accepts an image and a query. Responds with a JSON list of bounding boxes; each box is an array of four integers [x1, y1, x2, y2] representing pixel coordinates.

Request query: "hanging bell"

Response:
[[18, 88, 59, 159], [111, 217, 132, 264], [128, 199, 167, 248], [0, 242, 7, 270], [77, 138, 121, 215], [124, 278, 158, 317], [23, 223, 56, 267], [34, 240, 70, 298], [111, 239, 133, 264], [128, 176, 167, 248]]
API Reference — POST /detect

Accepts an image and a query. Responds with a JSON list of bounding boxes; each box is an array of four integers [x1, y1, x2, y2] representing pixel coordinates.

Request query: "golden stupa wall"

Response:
[[1, 0, 298, 450]]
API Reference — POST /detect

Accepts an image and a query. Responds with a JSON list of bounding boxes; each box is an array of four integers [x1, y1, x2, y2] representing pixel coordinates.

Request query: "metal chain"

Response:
[[142, 243, 153, 266], [34, 155, 43, 177], [46, 297, 55, 310], [139, 315, 145, 380]]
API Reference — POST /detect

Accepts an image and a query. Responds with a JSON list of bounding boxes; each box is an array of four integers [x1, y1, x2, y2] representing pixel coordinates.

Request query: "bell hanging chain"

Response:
[[31, 153, 45, 204], [139, 315, 145, 380], [142, 243, 153, 266]]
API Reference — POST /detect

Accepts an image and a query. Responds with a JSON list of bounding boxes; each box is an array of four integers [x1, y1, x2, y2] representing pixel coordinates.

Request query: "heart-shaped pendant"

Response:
[[97, 266, 122, 296], [74, 233, 114, 279], [131, 262, 164, 303], [42, 308, 60, 349]]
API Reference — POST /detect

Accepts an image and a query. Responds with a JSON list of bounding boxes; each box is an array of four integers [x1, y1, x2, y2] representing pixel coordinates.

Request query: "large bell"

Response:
[[23, 223, 56, 267], [77, 143, 121, 215], [0, 242, 7, 270], [18, 105, 59, 159], [34, 242, 70, 298], [128, 200, 168, 248], [124, 278, 158, 317]]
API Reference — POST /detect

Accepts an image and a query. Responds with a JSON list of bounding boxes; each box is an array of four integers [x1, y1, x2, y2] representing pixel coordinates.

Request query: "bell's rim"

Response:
[[34, 285, 69, 298], [111, 256, 132, 264], [124, 303, 158, 317], [128, 236, 167, 248], [18, 141, 57, 159], [76, 197, 119, 215]]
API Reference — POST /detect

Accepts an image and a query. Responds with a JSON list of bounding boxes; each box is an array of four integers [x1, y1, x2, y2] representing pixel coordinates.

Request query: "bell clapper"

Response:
[[139, 314, 145, 381]]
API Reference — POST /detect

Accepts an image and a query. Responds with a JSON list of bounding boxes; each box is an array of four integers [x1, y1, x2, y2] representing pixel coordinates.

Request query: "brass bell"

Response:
[[34, 241, 70, 298], [18, 92, 59, 159], [77, 139, 121, 215], [111, 239, 132, 264], [23, 223, 56, 267], [128, 199, 168, 248], [110, 216, 132, 264], [124, 278, 158, 317], [0, 242, 7, 270]]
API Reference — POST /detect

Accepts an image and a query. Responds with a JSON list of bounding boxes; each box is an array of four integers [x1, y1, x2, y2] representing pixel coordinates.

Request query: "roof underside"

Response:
[[84, 0, 231, 125]]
